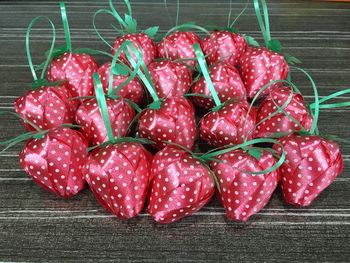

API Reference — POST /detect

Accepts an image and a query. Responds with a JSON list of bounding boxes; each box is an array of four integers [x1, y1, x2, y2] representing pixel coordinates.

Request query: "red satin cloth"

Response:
[[148, 60, 192, 98], [148, 146, 215, 223], [97, 61, 144, 105], [14, 84, 78, 131], [200, 100, 257, 147], [19, 127, 88, 198], [47, 52, 98, 101], [239, 47, 289, 99], [84, 143, 153, 219], [255, 86, 313, 138], [274, 134, 343, 206], [157, 31, 201, 68], [112, 33, 157, 66], [191, 62, 246, 109], [210, 149, 279, 221], [201, 31, 247, 66], [138, 97, 197, 150], [75, 98, 135, 145]]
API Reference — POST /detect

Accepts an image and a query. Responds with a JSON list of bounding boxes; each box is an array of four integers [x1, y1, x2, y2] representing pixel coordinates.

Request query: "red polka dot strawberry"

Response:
[[255, 86, 313, 138], [191, 62, 246, 110], [138, 97, 196, 150], [18, 127, 89, 198], [148, 146, 215, 223], [157, 31, 201, 68], [274, 134, 343, 206], [148, 60, 192, 98], [201, 31, 247, 66], [94, 0, 158, 66], [46, 3, 98, 101], [210, 148, 279, 221], [97, 61, 143, 105], [84, 141, 153, 219]]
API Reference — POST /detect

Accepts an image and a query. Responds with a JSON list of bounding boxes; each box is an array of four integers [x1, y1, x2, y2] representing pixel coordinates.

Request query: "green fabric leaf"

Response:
[[243, 35, 260, 47], [267, 39, 282, 53], [144, 26, 159, 38], [124, 14, 137, 33]]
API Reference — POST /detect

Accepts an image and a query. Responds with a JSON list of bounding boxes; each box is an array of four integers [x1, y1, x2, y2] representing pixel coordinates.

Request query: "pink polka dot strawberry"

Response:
[[274, 134, 343, 206], [46, 3, 98, 101], [255, 86, 313, 138], [148, 60, 192, 98], [97, 61, 143, 105], [138, 97, 196, 150], [19, 127, 89, 198], [210, 148, 279, 221], [201, 31, 247, 66], [200, 99, 257, 148], [191, 62, 246, 110], [148, 146, 215, 223], [84, 141, 153, 219], [157, 31, 201, 68]]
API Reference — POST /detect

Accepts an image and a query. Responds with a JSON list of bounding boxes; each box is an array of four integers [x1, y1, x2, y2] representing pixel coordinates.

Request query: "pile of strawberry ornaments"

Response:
[[3, 0, 349, 224]]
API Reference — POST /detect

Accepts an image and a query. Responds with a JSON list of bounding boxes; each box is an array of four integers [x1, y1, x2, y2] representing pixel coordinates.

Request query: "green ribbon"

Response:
[[164, 0, 180, 26], [26, 16, 56, 83], [228, 0, 250, 28], [253, 0, 270, 47], [193, 43, 222, 110], [93, 73, 115, 143], [59, 2, 72, 52], [88, 137, 154, 152], [310, 88, 350, 109], [0, 111, 42, 132]]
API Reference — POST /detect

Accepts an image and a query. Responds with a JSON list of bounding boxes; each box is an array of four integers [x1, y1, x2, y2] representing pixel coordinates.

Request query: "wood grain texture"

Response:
[[0, 0, 350, 262]]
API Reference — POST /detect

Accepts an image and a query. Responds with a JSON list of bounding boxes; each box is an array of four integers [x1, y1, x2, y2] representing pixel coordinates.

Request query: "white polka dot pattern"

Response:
[[274, 134, 343, 206], [14, 84, 78, 131], [201, 31, 247, 66], [200, 100, 257, 147], [210, 149, 279, 221], [238, 47, 289, 99], [84, 143, 153, 219], [148, 146, 215, 223], [138, 97, 197, 150], [75, 98, 135, 146], [255, 86, 313, 138], [148, 60, 192, 98], [19, 127, 89, 198], [191, 62, 246, 109]]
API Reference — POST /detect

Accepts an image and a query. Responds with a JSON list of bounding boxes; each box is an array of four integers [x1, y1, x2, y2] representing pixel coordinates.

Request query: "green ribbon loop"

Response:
[[228, 0, 250, 28], [193, 43, 221, 110], [310, 88, 350, 109], [253, 0, 271, 47], [164, 0, 180, 26], [93, 73, 115, 143], [26, 16, 56, 81], [93, 9, 116, 49], [59, 2, 72, 52]]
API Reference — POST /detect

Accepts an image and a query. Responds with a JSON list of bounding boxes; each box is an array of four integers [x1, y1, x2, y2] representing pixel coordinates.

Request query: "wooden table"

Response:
[[1, 0, 349, 262]]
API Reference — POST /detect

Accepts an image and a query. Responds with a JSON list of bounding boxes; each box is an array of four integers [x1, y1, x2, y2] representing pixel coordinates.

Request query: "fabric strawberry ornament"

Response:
[[84, 141, 153, 219], [148, 60, 192, 98], [94, 0, 157, 66], [205, 140, 282, 221], [201, 31, 247, 66], [148, 146, 215, 223], [255, 86, 313, 138], [14, 16, 78, 131], [191, 62, 246, 110], [97, 61, 143, 105]]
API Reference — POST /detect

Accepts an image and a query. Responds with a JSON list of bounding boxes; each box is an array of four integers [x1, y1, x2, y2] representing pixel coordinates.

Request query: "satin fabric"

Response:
[[192, 62, 246, 109], [14, 84, 78, 131], [98, 61, 144, 105], [201, 31, 247, 66], [138, 97, 197, 150], [274, 134, 343, 206], [239, 47, 289, 99], [255, 86, 313, 138], [47, 52, 98, 102], [112, 33, 157, 66], [148, 60, 192, 98], [19, 127, 88, 198], [84, 143, 153, 219], [148, 146, 215, 224], [157, 31, 201, 67], [210, 149, 279, 221], [75, 98, 135, 146], [200, 100, 257, 147]]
